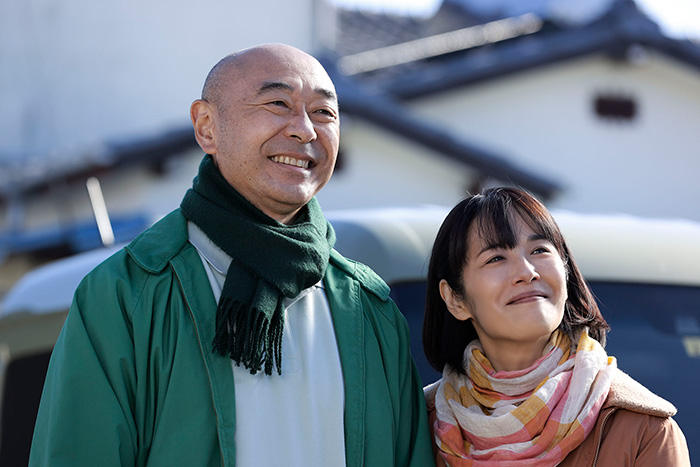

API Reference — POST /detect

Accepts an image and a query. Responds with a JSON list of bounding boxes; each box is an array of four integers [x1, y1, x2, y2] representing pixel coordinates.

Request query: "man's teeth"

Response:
[[271, 156, 309, 169]]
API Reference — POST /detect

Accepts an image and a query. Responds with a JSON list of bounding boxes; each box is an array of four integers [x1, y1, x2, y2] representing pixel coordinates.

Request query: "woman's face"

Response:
[[440, 214, 568, 370]]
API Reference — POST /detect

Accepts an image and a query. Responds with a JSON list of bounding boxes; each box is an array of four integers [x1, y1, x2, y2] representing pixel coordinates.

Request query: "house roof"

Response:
[[0, 127, 197, 202], [340, 0, 700, 99]]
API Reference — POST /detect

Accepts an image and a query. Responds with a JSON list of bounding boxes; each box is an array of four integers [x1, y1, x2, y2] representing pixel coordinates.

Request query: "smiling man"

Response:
[[192, 45, 339, 224], [29, 44, 434, 467]]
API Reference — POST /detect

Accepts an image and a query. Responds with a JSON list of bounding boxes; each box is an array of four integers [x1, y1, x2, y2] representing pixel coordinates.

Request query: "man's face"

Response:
[[208, 46, 340, 223]]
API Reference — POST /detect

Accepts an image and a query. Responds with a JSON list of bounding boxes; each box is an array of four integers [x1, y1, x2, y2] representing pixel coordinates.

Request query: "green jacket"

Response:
[[30, 210, 435, 467]]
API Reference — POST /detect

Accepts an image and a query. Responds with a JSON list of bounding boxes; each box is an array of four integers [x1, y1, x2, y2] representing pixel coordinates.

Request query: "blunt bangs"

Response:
[[469, 190, 566, 265]]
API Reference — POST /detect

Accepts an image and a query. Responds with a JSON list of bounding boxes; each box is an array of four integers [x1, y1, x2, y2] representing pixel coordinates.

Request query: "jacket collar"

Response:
[[604, 368, 677, 417], [125, 209, 189, 273], [329, 249, 390, 301]]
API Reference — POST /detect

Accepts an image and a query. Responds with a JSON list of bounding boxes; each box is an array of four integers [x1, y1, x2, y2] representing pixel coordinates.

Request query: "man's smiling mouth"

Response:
[[271, 155, 310, 169]]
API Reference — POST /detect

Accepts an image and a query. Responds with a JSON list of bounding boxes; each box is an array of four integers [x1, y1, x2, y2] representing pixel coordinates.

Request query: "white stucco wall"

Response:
[[409, 51, 700, 221], [318, 116, 477, 210], [0, 0, 318, 162]]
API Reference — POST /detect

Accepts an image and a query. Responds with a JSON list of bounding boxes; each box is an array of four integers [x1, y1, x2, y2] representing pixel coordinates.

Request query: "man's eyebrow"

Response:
[[257, 81, 337, 102], [316, 88, 337, 101], [258, 82, 294, 95]]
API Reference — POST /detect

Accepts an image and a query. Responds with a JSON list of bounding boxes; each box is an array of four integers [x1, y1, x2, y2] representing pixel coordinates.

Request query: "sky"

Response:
[[329, 0, 700, 41], [636, 0, 700, 39]]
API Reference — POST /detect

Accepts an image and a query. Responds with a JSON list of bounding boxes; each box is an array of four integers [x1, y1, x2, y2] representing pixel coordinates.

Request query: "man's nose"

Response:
[[285, 111, 317, 143]]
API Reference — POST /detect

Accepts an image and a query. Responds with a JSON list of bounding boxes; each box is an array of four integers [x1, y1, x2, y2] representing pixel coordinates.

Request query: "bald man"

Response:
[[30, 44, 434, 467]]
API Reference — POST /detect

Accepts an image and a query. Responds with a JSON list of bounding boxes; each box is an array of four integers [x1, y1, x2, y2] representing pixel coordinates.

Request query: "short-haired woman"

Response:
[[423, 187, 690, 466]]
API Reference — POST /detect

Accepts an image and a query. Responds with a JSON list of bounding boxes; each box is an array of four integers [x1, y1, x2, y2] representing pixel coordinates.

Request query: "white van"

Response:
[[2, 206, 699, 464]]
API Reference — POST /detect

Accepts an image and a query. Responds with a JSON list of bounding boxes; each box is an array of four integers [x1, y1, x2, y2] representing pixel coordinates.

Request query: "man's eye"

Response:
[[269, 100, 288, 107], [312, 108, 337, 120]]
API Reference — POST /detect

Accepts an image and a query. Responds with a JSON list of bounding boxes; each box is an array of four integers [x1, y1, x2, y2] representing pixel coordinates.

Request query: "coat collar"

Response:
[[125, 209, 189, 273], [604, 368, 677, 417], [328, 249, 390, 301]]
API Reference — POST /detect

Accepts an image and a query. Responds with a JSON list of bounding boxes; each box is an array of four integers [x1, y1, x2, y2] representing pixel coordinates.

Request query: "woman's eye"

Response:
[[532, 246, 550, 254], [486, 255, 504, 264]]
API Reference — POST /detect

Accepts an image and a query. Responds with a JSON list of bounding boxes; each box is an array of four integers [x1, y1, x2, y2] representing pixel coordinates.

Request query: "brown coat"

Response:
[[424, 369, 691, 467]]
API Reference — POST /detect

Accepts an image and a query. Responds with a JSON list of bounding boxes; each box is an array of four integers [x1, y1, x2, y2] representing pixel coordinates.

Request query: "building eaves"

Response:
[[337, 13, 544, 76], [386, 22, 619, 99]]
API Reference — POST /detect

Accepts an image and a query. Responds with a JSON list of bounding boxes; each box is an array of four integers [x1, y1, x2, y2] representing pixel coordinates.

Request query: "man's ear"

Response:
[[439, 279, 472, 321], [191, 99, 218, 155]]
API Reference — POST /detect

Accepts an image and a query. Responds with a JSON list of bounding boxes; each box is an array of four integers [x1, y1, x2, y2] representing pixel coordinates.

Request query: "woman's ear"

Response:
[[191, 99, 218, 155], [439, 279, 472, 321]]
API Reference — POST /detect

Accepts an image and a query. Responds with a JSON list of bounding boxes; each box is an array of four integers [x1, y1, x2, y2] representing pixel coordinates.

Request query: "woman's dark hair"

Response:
[[423, 187, 609, 374]]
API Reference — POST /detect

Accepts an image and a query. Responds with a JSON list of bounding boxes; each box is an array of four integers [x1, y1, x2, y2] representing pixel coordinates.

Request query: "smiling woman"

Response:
[[423, 187, 606, 376], [438, 214, 569, 372], [422, 187, 690, 467]]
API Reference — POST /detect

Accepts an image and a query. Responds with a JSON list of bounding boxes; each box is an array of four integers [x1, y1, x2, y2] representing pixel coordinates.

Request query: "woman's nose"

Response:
[[513, 256, 540, 284]]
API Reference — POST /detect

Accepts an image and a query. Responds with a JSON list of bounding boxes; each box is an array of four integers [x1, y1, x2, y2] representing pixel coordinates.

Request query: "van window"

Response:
[[589, 281, 700, 451]]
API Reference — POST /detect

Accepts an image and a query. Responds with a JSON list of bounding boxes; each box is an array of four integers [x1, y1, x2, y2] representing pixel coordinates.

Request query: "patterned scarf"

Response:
[[180, 155, 335, 375], [434, 330, 616, 466]]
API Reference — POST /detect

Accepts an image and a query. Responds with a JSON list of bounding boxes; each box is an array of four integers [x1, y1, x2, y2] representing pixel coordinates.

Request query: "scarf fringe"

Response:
[[213, 298, 284, 375]]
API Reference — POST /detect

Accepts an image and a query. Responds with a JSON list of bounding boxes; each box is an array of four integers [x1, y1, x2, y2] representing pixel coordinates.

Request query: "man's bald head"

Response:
[[201, 44, 334, 112]]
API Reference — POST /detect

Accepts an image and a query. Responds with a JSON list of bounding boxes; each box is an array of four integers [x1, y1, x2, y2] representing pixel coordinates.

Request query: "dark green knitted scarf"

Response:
[[180, 155, 335, 375]]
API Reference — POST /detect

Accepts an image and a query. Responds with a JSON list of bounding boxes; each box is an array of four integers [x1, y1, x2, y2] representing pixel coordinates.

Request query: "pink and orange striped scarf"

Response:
[[434, 330, 616, 466]]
